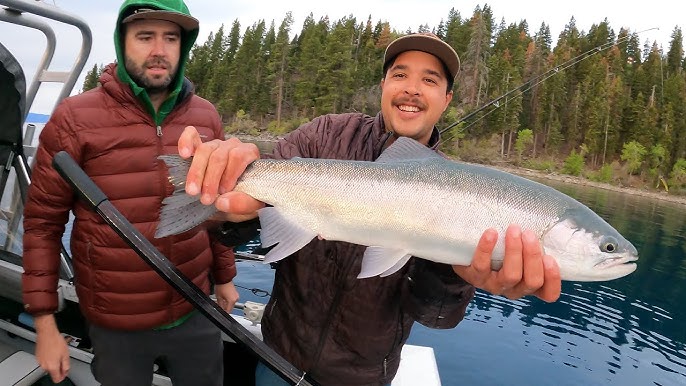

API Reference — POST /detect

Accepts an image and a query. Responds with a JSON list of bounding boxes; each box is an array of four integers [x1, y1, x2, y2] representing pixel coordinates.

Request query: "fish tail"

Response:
[[155, 155, 218, 238]]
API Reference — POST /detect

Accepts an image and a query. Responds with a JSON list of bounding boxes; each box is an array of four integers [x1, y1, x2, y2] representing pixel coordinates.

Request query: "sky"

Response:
[[1, 0, 684, 114]]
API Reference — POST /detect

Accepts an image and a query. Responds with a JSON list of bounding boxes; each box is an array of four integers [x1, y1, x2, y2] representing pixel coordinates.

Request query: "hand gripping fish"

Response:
[[156, 137, 638, 282]]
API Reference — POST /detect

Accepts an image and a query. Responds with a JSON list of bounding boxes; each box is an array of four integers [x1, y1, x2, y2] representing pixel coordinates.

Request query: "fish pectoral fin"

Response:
[[259, 207, 317, 264], [379, 254, 413, 277], [358, 247, 412, 279]]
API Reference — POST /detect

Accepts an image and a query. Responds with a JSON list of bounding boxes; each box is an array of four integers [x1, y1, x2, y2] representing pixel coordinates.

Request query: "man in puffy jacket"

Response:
[[22, 1, 238, 385], [178, 33, 562, 385]]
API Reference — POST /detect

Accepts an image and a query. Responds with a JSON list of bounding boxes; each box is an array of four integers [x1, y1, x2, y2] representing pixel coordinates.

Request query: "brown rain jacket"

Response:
[[258, 112, 476, 385]]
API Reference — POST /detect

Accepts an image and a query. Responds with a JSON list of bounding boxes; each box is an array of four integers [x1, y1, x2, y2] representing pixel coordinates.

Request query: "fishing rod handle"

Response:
[[52, 150, 107, 209]]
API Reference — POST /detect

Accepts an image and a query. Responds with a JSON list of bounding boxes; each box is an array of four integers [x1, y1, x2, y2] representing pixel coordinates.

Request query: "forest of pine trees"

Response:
[[82, 5, 686, 194]]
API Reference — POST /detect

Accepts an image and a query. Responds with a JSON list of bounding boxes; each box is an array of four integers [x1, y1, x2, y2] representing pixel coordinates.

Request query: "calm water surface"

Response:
[[233, 180, 686, 386]]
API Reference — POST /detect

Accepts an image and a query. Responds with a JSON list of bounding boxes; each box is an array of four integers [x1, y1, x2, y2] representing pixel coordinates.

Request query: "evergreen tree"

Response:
[[666, 27, 684, 76], [81, 63, 102, 92], [204, 25, 228, 102], [267, 12, 294, 127], [461, 7, 492, 110], [292, 14, 327, 116], [186, 30, 216, 95], [315, 16, 356, 114], [212, 20, 242, 119]]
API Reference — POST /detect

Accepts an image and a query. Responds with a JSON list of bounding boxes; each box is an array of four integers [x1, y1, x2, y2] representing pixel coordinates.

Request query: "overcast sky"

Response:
[[2, 0, 683, 114]]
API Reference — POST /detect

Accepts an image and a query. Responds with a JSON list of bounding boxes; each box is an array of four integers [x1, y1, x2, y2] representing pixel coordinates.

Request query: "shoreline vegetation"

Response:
[[82, 7, 686, 202], [236, 134, 686, 207]]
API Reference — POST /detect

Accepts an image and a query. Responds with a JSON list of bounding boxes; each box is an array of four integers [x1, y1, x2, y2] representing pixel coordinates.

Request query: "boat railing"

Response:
[[0, 0, 93, 281], [0, 0, 92, 120]]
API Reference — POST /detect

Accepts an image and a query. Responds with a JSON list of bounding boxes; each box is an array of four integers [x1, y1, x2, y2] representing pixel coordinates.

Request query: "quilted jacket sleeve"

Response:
[[22, 101, 80, 315]]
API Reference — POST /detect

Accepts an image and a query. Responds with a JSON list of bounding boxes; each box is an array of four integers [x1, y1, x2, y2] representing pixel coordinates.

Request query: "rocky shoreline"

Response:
[[490, 164, 686, 206]]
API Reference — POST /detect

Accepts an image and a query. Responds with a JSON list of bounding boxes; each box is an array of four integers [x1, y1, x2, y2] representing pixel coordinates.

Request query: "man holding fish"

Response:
[[179, 33, 562, 385]]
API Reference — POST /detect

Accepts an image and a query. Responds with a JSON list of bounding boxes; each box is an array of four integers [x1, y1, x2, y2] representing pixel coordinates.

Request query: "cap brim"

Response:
[[384, 35, 460, 80], [122, 10, 199, 32]]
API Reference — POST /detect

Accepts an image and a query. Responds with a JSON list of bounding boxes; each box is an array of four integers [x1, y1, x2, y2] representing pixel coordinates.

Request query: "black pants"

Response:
[[89, 312, 223, 386]]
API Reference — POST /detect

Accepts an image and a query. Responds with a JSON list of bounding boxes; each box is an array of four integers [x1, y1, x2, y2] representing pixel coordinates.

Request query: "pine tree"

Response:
[[81, 63, 102, 92], [266, 12, 294, 128]]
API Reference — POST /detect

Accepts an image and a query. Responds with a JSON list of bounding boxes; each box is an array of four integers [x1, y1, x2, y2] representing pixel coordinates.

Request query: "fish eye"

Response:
[[600, 236, 619, 253]]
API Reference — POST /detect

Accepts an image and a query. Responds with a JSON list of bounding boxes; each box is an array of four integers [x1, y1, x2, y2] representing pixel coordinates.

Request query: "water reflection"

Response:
[[432, 182, 686, 385]]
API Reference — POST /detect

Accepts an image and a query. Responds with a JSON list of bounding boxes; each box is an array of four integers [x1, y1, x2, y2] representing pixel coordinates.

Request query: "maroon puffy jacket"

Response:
[[22, 64, 235, 330]]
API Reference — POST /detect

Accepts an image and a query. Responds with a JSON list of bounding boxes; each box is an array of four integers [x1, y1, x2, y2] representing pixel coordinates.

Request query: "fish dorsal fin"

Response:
[[375, 137, 444, 163]]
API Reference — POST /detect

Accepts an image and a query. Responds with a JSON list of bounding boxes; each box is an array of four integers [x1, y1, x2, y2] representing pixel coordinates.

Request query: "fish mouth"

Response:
[[594, 254, 638, 272], [567, 254, 637, 282]]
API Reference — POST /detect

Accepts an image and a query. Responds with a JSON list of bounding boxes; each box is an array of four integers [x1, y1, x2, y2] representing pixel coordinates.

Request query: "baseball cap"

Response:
[[384, 33, 460, 80], [122, 7, 199, 32]]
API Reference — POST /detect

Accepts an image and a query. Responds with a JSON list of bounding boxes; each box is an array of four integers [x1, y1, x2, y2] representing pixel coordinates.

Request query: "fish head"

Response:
[[541, 211, 638, 282]]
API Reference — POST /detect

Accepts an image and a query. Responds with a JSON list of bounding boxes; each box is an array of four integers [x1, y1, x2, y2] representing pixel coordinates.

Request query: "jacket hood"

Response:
[[113, 0, 199, 117]]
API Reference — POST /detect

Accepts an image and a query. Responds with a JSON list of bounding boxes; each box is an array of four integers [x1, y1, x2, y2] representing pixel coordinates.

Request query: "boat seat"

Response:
[[0, 40, 27, 198], [0, 251, 25, 304], [0, 341, 46, 386]]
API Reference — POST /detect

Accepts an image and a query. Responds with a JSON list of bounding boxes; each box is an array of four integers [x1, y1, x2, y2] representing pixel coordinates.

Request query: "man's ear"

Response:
[[443, 91, 454, 112]]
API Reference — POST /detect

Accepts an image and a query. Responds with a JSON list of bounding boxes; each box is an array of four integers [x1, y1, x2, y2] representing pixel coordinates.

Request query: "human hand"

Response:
[[178, 126, 264, 221], [34, 315, 70, 383], [214, 281, 240, 311], [452, 224, 561, 302]]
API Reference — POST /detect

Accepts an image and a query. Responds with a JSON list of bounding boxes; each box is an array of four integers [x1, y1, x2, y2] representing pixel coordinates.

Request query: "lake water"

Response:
[[232, 180, 686, 386]]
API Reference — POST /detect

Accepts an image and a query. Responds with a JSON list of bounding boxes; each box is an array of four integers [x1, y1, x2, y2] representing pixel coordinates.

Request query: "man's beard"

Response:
[[125, 56, 177, 95]]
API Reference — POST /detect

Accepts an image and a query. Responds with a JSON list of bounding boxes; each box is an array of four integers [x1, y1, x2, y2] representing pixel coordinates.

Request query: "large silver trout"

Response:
[[156, 137, 638, 281]]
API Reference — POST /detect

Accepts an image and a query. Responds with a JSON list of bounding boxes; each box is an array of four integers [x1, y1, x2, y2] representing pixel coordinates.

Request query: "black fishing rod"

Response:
[[439, 27, 659, 142], [51, 151, 316, 386]]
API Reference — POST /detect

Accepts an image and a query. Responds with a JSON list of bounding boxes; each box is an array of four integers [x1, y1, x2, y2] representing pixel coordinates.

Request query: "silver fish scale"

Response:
[[234, 157, 576, 265]]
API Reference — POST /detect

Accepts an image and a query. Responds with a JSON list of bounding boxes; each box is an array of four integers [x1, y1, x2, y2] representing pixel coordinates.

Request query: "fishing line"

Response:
[[438, 27, 659, 145], [235, 284, 271, 297]]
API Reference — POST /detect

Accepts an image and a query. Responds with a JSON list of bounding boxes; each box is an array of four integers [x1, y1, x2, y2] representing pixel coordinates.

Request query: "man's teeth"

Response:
[[398, 105, 419, 112]]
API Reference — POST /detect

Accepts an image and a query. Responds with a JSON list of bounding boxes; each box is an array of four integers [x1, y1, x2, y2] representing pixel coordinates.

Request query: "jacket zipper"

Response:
[[382, 312, 406, 379], [153, 120, 172, 314]]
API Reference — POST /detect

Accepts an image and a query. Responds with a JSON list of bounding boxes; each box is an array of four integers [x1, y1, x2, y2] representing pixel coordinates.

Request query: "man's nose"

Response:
[[403, 79, 421, 95], [404, 85, 420, 96], [150, 37, 166, 56]]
